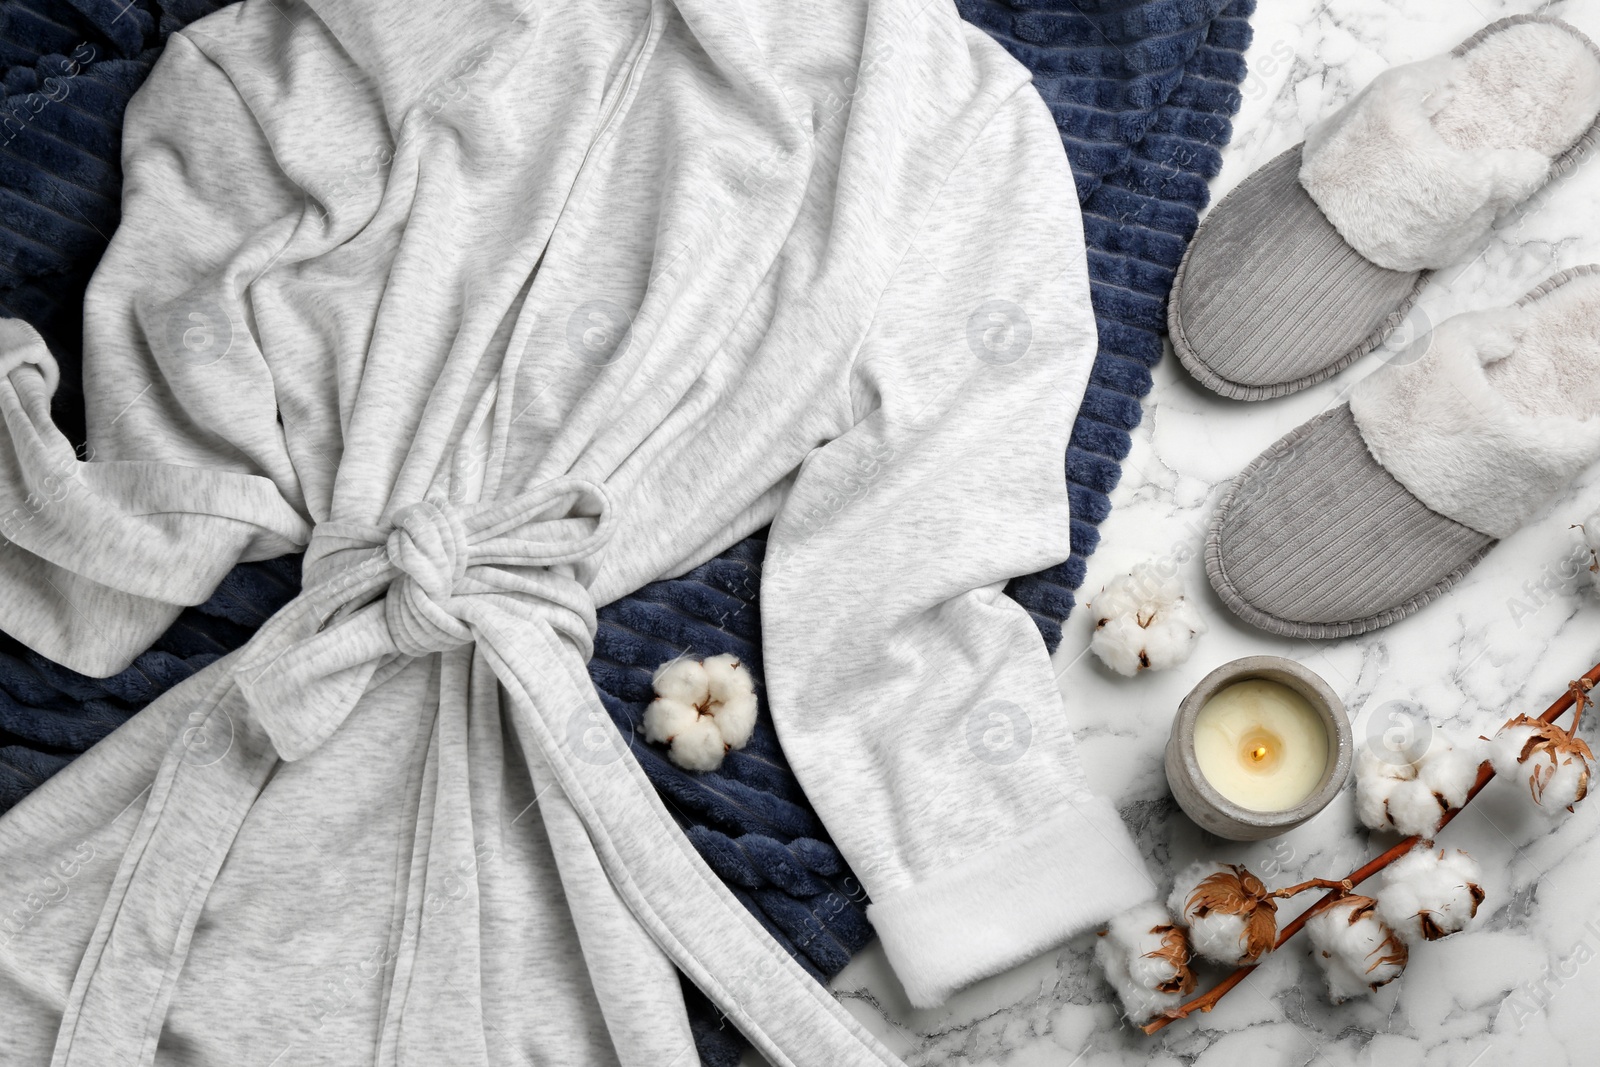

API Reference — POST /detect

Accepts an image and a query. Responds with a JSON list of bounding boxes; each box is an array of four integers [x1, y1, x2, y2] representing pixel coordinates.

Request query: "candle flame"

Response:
[[1237, 733, 1280, 772]]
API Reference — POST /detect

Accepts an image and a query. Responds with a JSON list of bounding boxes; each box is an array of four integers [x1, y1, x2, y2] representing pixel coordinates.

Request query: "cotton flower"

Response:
[[1094, 901, 1195, 1025], [1166, 861, 1277, 965], [1355, 762, 1440, 838], [643, 654, 760, 772], [1304, 895, 1408, 1002], [652, 658, 709, 707], [701, 653, 758, 748], [1375, 847, 1485, 945], [1354, 730, 1485, 837], [1488, 714, 1594, 814], [1415, 734, 1488, 808], [1089, 562, 1207, 676], [660, 716, 726, 771]]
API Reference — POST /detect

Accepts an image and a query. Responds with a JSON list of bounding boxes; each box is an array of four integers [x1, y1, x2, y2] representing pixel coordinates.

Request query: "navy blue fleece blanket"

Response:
[[0, 0, 1252, 1060]]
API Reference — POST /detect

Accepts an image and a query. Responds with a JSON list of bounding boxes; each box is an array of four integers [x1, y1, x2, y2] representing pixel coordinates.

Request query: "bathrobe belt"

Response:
[[49, 475, 902, 1067], [232, 476, 617, 762]]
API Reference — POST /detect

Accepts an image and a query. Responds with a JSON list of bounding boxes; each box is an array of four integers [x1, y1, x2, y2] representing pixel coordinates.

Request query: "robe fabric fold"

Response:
[[0, 0, 1157, 1062]]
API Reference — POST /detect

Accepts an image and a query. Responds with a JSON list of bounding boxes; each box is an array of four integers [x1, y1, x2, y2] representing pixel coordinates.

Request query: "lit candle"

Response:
[[1193, 678, 1329, 811], [1168, 657, 1350, 839]]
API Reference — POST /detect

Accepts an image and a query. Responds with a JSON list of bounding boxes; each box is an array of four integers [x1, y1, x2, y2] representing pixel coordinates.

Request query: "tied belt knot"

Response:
[[384, 498, 472, 657], [232, 477, 616, 761]]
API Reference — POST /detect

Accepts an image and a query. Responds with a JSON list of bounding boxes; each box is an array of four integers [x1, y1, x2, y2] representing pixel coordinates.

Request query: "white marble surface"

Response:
[[818, 3, 1600, 1065]]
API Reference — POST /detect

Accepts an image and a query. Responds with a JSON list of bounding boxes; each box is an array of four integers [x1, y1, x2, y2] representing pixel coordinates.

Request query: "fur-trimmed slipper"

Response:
[[1171, 15, 1600, 401], [1206, 265, 1600, 638]]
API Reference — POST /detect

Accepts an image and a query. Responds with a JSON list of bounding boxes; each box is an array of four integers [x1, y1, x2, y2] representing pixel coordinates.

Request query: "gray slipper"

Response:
[[1171, 15, 1600, 401], [1207, 265, 1600, 638]]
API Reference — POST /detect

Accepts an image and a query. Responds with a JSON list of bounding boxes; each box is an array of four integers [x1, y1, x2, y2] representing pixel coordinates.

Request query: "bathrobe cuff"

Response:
[[867, 797, 1157, 1008]]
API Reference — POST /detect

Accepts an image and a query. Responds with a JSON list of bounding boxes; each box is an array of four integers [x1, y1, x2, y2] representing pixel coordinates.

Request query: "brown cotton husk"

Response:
[[1143, 925, 1197, 995]]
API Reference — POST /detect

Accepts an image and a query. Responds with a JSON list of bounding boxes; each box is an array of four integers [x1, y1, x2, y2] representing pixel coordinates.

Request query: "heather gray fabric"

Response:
[[1170, 145, 1425, 401], [1206, 405, 1495, 639], [0, 0, 1157, 1062]]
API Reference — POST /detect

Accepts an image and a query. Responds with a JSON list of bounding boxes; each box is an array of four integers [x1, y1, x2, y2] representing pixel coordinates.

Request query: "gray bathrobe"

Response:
[[0, 0, 1157, 1062]]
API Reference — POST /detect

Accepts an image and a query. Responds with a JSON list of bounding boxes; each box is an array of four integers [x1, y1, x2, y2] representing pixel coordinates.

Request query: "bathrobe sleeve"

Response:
[[760, 84, 1159, 1009], [0, 31, 313, 678]]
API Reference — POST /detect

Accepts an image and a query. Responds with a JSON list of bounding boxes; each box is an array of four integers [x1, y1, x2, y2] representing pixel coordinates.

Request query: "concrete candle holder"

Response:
[[1165, 655, 1351, 841]]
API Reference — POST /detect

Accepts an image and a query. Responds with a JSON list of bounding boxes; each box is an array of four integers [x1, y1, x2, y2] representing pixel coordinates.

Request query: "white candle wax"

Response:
[[1192, 678, 1328, 812]]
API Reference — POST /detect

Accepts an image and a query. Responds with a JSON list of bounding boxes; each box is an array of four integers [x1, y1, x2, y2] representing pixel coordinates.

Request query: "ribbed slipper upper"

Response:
[[1206, 405, 1492, 639], [1171, 145, 1422, 400]]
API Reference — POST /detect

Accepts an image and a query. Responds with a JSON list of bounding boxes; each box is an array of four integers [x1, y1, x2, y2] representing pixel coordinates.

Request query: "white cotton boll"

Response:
[[1354, 748, 1411, 833], [1486, 714, 1594, 814], [1089, 572, 1154, 621], [643, 698, 700, 745], [1081, 579, 1153, 673], [1095, 902, 1193, 1025], [1417, 733, 1486, 810], [1489, 723, 1539, 779], [1089, 562, 1207, 677], [1355, 730, 1483, 835], [1382, 778, 1448, 838], [664, 715, 727, 772], [1305, 896, 1407, 1003], [1355, 778, 1392, 834], [703, 653, 754, 701], [1121, 941, 1182, 996], [1141, 598, 1208, 672], [652, 658, 710, 707], [712, 690, 758, 750], [1363, 751, 1401, 831], [1376, 848, 1485, 944], [1354, 748, 1444, 836], [1185, 910, 1250, 966], [703, 653, 759, 750], [648, 654, 760, 772], [1164, 860, 1276, 965], [1090, 616, 1152, 676], [1096, 944, 1181, 1026], [1529, 750, 1588, 813]]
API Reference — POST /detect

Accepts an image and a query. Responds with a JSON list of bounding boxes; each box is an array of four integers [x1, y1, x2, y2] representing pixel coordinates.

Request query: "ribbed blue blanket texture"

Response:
[[0, 1, 1252, 1062]]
